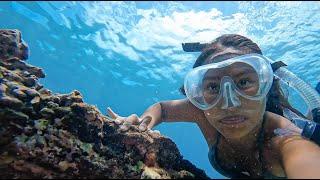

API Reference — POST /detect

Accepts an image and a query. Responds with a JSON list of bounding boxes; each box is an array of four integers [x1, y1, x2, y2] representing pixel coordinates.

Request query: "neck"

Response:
[[224, 119, 264, 151]]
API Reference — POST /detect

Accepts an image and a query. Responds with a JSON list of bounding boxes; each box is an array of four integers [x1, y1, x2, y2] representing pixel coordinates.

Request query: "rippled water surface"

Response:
[[1, 1, 319, 178]]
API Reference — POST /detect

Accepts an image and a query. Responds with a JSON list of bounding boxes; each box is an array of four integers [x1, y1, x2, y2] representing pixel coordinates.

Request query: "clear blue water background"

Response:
[[1, 1, 320, 178]]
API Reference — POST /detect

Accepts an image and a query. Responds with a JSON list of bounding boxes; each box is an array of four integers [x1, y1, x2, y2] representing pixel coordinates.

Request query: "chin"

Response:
[[220, 128, 250, 139], [217, 120, 253, 139]]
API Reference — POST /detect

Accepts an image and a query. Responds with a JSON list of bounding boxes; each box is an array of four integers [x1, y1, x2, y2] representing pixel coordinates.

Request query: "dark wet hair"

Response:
[[180, 34, 305, 118]]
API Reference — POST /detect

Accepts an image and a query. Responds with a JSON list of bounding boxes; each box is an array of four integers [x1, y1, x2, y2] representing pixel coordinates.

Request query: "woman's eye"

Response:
[[206, 83, 219, 93], [237, 79, 252, 88]]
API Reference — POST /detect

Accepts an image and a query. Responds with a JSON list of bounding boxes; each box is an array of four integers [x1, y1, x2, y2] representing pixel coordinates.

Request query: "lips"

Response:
[[219, 115, 247, 125]]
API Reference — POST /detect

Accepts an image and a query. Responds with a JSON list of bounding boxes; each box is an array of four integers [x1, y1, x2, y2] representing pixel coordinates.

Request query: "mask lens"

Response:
[[202, 68, 222, 105], [201, 62, 259, 106], [231, 62, 260, 97]]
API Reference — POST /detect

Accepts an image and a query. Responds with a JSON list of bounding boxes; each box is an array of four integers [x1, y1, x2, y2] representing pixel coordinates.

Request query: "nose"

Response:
[[221, 81, 241, 109]]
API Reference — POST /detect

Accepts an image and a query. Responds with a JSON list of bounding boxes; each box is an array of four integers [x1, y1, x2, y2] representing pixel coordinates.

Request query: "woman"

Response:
[[107, 34, 320, 178]]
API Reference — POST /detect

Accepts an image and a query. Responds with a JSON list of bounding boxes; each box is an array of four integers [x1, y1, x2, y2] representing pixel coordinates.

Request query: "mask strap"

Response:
[[271, 61, 287, 72], [182, 42, 209, 52]]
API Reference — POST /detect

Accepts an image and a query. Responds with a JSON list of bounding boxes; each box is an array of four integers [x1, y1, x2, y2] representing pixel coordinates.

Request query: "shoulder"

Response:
[[264, 111, 301, 138], [264, 111, 291, 129], [263, 111, 308, 152]]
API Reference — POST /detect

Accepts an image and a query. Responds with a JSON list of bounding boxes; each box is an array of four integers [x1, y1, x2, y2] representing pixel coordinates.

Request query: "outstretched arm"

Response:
[[268, 112, 320, 178], [107, 98, 206, 130], [142, 99, 218, 146], [278, 136, 320, 178], [151, 99, 205, 125], [108, 98, 217, 146]]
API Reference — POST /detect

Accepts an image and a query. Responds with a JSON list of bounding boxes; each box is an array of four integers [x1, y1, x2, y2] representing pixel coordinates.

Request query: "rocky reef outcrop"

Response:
[[0, 29, 210, 179]]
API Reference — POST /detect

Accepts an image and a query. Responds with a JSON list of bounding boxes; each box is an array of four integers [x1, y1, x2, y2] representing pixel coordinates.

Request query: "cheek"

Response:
[[241, 98, 267, 125], [240, 96, 266, 112], [203, 109, 220, 127]]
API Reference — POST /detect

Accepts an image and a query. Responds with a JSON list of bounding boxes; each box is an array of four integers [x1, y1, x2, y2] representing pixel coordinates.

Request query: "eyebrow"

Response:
[[203, 68, 256, 81], [232, 68, 256, 77], [203, 76, 220, 81]]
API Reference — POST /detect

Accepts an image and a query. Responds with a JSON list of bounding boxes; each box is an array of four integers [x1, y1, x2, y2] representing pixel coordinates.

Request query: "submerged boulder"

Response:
[[0, 29, 210, 179]]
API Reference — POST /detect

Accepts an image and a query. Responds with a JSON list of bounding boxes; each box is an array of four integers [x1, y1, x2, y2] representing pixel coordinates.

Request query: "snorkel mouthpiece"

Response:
[[221, 81, 241, 109]]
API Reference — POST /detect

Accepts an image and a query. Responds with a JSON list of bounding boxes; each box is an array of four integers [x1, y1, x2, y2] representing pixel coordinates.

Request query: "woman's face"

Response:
[[201, 48, 266, 139]]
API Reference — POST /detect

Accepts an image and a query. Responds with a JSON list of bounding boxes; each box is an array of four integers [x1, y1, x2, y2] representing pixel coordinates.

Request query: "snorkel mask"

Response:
[[182, 42, 320, 117], [184, 53, 274, 110]]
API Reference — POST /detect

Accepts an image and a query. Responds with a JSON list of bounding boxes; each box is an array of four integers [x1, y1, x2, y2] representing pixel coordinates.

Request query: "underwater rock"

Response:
[[40, 107, 55, 119], [0, 108, 29, 124], [30, 96, 40, 105], [0, 96, 24, 110], [11, 88, 27, 100], [0, 29, 210, 179], [23, 88, 40, 98], [0, 83, 8, 94], [23, 75, 38, 87], [0, 29, 28, 60], [2, 57, 45, 78]]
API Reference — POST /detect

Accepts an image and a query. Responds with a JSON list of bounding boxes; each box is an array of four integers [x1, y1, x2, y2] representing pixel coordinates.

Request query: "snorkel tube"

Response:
[[267, 63, 320, 146], [272, 66, 320, 122]]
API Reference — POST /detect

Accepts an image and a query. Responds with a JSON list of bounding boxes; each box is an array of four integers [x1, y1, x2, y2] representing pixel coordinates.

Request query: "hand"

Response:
[[107, 107, 152, 132]]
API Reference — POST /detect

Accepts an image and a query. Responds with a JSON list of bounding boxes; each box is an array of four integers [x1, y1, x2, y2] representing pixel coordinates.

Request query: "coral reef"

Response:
[[0, 29, 210, 179]]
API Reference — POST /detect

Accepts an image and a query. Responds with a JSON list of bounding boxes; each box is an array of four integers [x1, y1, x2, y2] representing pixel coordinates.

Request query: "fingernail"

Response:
[[153, 130, 160, 134]]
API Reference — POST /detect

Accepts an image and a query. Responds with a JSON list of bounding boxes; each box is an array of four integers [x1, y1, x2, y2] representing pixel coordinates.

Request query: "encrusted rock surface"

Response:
[[0, 29, 210, 179]]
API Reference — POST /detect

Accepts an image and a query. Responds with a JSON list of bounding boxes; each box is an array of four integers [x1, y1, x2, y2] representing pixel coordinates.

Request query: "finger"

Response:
[[147, 129, 161, 135], [107, 107, 119, 119], [115, 117, 125, 125], [152, 130, 161, 134], [123, 114, 140, 126], [139, 116, 152, 131], [120, 114, 140, 131]]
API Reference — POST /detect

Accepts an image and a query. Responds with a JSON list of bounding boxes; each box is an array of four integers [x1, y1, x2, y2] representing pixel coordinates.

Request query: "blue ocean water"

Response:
[[1, 1, 319, 178]]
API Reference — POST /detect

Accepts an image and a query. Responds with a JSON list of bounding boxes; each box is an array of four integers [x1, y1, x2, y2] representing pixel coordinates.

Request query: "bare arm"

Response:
[[140, 98, 207, 128], [278, 136, 320, 178], [267, 112, 320, 178], [140, 98, 217, 146]]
